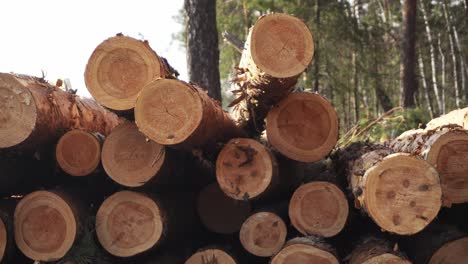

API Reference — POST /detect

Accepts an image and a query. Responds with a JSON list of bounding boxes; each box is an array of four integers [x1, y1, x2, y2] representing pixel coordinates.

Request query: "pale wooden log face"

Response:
[[102, 122, 165, 187], [362, 254, 411, 264], [56, 130, 101, 176], [185, 249, 237, 264], [0, 74, 37, 148], [0, 218, 6, 262], [429, 237, 468, 264], [239, 212, 286, 257], [267, 93, 339, 162], [216, 138, 276, 200], [135, 79, 203, 146], [363, 154, 441, 235], [96, 191, 163, 257], [250, 13, 314, 78], [85, 35, 162, 111], [271, 243, 339, 264], [14, 191, 77, 261], [289, 181, 348, 237]]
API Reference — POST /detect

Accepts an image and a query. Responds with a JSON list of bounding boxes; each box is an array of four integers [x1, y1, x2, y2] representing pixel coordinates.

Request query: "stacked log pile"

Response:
[[0, 13, 466, 264]]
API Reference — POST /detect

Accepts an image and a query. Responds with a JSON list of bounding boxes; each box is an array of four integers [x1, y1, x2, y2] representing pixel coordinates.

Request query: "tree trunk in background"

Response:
[[313, 0, 321, 92], [437, 35, 446, 114], [452, 26, 466, 103], [400, 0, 417, 108], [420, 2, 442, 114], [184, 0, 221, 102], [418, 50, 434, 118], [372, 41, 393, 112], [353, 52, 360, 122]]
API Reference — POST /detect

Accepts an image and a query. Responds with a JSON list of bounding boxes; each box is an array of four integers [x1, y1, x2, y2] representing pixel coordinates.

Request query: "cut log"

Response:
[[197, 183, 251, 234], [271, 237, 339, 264], [389, 126, 468, 206], [288, 181, 348, 237], [403, 224, 467, 264], [216, 138, 279, 200], [185, 248, 238, 264], [56, 130, 102, 177], [239, 211, 287, 257], [101, 122, 170, 187], [336, 143, 441, 235], [266, 92, 339, 162], [135, 79, 243, 150], [230, 13, 315, 132], [426, 107, 468, 129], [96, 191, 164, 257], [14, 191, 81, 261], [347, 237, 411, 264], [0, 73, 119, 150], [0, 199, 28, 264], [85, 34, 177, 111]]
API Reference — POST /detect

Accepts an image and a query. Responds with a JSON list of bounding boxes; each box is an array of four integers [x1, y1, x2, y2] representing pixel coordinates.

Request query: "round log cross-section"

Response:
[[56, 130, 101, 176], [14, 191, 78, 261], [197, 183, 251, 234], [271, 237, 339, 264], [135, 79, 242, 149], [96, 191, 164, 257], [289, 181, 348, 237], [101, 122, 167, 187], [185, 248, 237, 264], [429, 237, 468, 264], [239, 212, 287, 257], [0, 217, 6, 263], [85, 35, 174, 111], [266, 92, 339, 162], [216, 138, 278, 200]]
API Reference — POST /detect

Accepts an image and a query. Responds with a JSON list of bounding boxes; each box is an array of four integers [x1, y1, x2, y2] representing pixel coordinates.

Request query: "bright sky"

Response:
[[0, 0, 187, 98]]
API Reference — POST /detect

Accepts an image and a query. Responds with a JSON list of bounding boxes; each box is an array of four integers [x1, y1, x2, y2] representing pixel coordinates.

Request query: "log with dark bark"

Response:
[[14, 190, 83, 262], [56, 130, 103, 177], [85, 34, 178, 111], [239, 211, 287, 257], [197, 183, 251, 235], [335, 142, 441, 235], [135, 79, 243, 150], [101, 122, 172, 188], [426, 107, 468, 130], [0, 73, 119, 151], [402, 224, 468, 264], [347, 237, 411, 264], [271, 237, 339, 264], [288, 181, 348, 238], [230, 13, 315, 133], [389, 125, 468, 206], [266, 92, 339, 162], [400, 0, 418, 108]]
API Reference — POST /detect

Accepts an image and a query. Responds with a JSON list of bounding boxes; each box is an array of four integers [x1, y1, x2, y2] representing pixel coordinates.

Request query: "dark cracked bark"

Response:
[[184, 0, 221, 102]]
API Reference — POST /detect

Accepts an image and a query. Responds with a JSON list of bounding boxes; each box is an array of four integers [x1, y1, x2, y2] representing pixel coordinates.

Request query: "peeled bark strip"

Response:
[[348, 237, 411, 264], [85, 34, 177, 111], [289, 181, 348, 238], [96, 191, 165, 257], [56, 130, 102, 177], [337, 143, 441, 235], [426, 107, 468, 130], [271, 237, 339, 264], [197, 183, 251, 234], [14, 191, 81, 261], [135, 79, 242, 150], [216, 138, 279, 200], [231, 13, 315, 132], [239, 212, 287, 257], [101, 122, 170, 187], [185, 248, 238, 264], [266, 92, 339, 162], [0, 73, 119, 150], [389, 126, 468, 206]]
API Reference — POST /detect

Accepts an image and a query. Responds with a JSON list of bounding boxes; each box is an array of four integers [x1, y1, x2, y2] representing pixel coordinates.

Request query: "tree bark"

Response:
[[347, 237, 411, 264], [271, 237, 339, 264], [184, 0, 221, 102], [426, 107, 468, 129], [230, 13, 315, 133], [0, 73, 120, 151], [389, 126, 468, 206], [421, 2, 443, 114], [400, 0, 417, 108]]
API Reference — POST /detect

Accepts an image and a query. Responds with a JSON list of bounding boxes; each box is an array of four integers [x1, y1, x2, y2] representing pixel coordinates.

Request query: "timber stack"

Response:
[[0, 12, 466, 264]]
